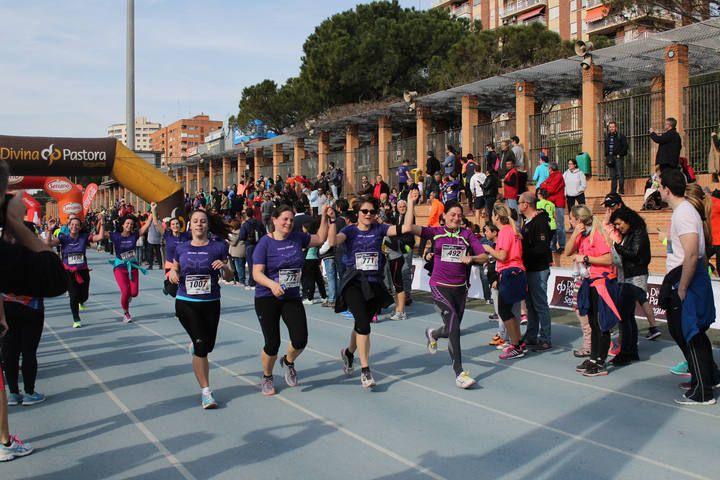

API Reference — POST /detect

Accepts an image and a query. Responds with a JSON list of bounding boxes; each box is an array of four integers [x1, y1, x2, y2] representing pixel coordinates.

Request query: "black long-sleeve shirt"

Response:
[[521, 211, 552, 272], [0, 241, 67, 297]]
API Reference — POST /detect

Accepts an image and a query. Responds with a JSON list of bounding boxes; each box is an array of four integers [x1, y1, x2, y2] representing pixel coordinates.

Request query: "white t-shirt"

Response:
[[667, 200, 706, 271]]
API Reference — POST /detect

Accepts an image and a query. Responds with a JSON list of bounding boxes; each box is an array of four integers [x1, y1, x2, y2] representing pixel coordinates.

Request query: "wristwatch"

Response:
[[583, 255, 590, 266]]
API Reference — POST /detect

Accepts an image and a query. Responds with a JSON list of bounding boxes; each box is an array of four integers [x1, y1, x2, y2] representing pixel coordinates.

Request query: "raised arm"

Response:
[[137, 203, 157, 236], [309, 204, 330, 248], [89, 215, 105, 243], [403, 189, 424, 237]]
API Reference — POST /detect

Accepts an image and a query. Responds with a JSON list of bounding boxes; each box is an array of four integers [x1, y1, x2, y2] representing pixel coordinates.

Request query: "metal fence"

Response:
[[301, 154, 319, 180], [597, 91, 665, 179], [353, 145, 379, 191], [427, 128, 461, 160], [259, 163, 273, 180], [279, 152, 294, 180], [387, 137, 416, 183], [212, 173, 223, 190], [472, 118, 517, 157], [529, 106, 583, 176], [685, 79, 720, 173]]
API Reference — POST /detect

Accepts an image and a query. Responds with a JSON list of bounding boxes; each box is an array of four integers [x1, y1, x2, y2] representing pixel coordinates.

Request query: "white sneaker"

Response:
[[302, 299, 314, 305], [455, 371, 477, 389], [361, 371, 376, 389], [425, 328, 438, 354], [245, 285, 252, 290], [389, 311, 408, 321], [123, 312, 132, 323]]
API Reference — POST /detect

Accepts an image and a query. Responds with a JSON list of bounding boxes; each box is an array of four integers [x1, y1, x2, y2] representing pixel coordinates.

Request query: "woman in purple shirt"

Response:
[[405, 189, 487, 388], [168, 209, 233, 409], [46, 215, 105, 328], [328, 195, 406, 389], [252, 204, 330, 396], [151, 209, 191, 297]]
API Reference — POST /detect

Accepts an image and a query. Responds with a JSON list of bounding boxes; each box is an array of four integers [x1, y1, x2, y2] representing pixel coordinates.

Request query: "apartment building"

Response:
[[150, 114, 223, 165], [431, 0, 681, 43], [106, 117, 161, 151]]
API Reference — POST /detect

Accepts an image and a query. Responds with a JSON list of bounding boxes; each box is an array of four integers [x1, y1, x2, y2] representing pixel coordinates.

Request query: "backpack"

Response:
[[334, 168, 344, 186], [517, 170, 528, 194], [245, 221, 261, 245]]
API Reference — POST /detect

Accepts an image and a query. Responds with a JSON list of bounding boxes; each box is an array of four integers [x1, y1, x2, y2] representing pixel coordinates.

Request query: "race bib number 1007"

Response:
[[185, 275, 211, 295]]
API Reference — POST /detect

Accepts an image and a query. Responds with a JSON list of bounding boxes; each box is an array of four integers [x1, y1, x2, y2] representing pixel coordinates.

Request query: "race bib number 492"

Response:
[[355, 252, 379, 271], [441, 244, 465, 263]]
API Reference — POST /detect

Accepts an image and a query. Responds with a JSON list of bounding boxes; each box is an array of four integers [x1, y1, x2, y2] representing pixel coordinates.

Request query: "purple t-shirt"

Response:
[[58, 233, 89, 269], [252, 232, 311, 299], [443, 181, 460, 202], [110, 232, 139, 263], [175, 240, 229, 302], [164, 230, 191, 264], [341, 223, 390, 283], [421, 226, 485, 287], [398, 165, 409, 183]]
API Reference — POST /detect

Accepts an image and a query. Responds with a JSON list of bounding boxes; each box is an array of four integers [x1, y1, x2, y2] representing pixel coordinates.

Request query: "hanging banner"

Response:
[[82, 183, 98, 215], [0, 135, 116, 176]]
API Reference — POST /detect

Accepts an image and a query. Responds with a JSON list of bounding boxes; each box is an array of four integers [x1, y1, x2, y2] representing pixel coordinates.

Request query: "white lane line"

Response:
[[45, 323, 196, 480], [81, 285, 447, 480]]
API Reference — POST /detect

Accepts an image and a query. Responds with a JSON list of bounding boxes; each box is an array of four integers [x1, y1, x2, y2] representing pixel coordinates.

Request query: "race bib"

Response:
[[185, 275, 211, 295], [441, 244, 466, 263], [279, 269, 301, 289], [67, 253, 85, 266], [120, 250, 136, 262], [355, 252, 379, 271]]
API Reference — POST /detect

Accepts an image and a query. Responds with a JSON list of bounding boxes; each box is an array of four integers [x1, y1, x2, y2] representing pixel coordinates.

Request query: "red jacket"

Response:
[[543, 170, 566, 208], [503, 168, 519, 201]]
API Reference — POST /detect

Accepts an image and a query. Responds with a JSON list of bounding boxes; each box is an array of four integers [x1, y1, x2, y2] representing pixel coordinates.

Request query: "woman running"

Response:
[[252, 204, 330, 395], [151, 209, 191, 297], [46, 215, 105, 328], [566, 205, 620, 377], [482, 204, 527, 360], [107, 206, 155, 323], [168, 209, 233, 409], [405, 190, 488, 388], [329, 195, 406, 389]]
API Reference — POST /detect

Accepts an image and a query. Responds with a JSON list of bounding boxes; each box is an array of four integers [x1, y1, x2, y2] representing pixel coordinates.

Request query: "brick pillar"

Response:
[[345, 124, 359, 194], [294, 139, 305, 178], [272, 144, 283, 181], [237, 152, 247, 185], [378, 116, 392, 180], [515, 82, 536, 160], [254, 148, 263, 181], [664, 44, 689, 134], [582, 65, 603, 174], [461, 95, 479, 157], [196, 163, 203, 192], [222, 156, 230, 189], [185, 166, 192, 194], [318, 131, 329, 175], [416, 106, 432, 174], [208, 158, 216, 189]]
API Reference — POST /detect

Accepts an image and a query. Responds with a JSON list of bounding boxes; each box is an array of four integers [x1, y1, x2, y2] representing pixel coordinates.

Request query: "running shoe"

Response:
[[530, 341, 552, 352], [608, 341, 621, 357], [302, 299, 315, 305], [341, 348, 354, 376], [573, 349, 591, 358], [670, 361, 691, 377], [455, 371, 477, 389], [201, 391, 218, 409], [280, 356, 298, 387], [488, 313, 499, 320], [576, 359, 595, 373], [360, 370, 376, 389], [0, 435, 33, 462], [520, 314, 528, 325], [496, 341, 511, 351], [123, 312, 132, 324], [6, 393, 22, 406], [645, 327, 662, 341], [78, 303, 86, 312], [583, 362, 608, 377], [390, 311, 407, 321], [673, 395, 717, 406], [678, 381, 692, 391], [245, 285, 253, 290], [488, 334, 504, 346], [371, 314, 378, 323], [21, 392, 45, 406], [425, 328, 438, 354], [261, 376, 276, 396], [499, 345, 525, 360], [72, 321, 82, 329]]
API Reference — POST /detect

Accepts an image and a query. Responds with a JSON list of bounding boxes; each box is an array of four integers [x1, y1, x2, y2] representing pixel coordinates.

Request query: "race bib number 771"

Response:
[[355, 252, 379, 271]]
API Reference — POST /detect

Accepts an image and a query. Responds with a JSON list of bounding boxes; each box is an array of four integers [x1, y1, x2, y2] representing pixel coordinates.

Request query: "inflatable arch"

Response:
[[8, 175, 96, 224], [0, 135, 184, 221]]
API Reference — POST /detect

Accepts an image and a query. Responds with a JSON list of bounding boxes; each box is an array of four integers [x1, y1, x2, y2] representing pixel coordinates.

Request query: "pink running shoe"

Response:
[[608, 340, 621, 357]]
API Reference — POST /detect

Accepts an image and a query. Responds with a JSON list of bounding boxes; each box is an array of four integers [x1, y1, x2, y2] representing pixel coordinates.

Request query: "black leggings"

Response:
[[67, 269, 90, 321], [1, 302, 44, 394], [588, 286, 612, 363], [343, 281, 385, 335], [175, 299, 221, 358], [389, 256, 405, 293], [430, 285, 467, 375], [618, 283, 641, 356], [255, 296, 308, 356], [301, 259, 326, 300]]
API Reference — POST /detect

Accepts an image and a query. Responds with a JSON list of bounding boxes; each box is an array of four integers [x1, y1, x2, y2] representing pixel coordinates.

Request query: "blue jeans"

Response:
[[246, 244, 256, 286], [323, 257, 337, 302], [233, 256, 246, 284], [331, 184, 339, 200], [401, 251, 413, 299], [525, 269, 551, 343], [554, 207, 566, 250]]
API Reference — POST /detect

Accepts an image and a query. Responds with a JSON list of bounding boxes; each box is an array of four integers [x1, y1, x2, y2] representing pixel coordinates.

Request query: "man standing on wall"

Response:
[[605, 121, 628, 194]]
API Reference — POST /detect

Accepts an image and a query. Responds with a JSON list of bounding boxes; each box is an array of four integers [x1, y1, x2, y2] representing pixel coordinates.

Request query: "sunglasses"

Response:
[[359, 209, 377, 215]]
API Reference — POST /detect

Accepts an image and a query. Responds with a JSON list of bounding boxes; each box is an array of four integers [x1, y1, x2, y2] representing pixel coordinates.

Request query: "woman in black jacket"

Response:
[[610, 206, 651, 366], [481, 168, 499, 220]]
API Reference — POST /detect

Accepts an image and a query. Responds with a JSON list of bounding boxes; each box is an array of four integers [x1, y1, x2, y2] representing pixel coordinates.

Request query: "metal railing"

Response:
[[685, 79, 720, 173], [529, 106, 583, 177], [427, 129, 461, 161], [387, 137, 416, 183], [259, 164, 273, 180], [353, 146, 379, 192], [472, 118, 516, 158], [212, 174, 223, 190], [501, 0, 546, 18], [597, 91, 665, 179], [301, 155, 319, 181]]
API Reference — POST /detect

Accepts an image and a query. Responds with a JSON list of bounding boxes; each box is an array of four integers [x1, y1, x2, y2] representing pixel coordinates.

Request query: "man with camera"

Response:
[[605, 121, 628, 195]]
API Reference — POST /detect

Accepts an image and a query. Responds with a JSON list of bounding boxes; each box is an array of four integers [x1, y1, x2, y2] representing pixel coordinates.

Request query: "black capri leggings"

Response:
[[343, 281, 385, 335], [389, 256, 405, 294], [1, 302, 44, 395], [67, 269, 90, 321], [175, 299, 221, 358], [255, 296, 308, 356]]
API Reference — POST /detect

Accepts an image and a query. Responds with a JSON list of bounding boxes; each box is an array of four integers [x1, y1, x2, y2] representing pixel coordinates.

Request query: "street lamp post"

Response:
[[126, 0, 135, 151]]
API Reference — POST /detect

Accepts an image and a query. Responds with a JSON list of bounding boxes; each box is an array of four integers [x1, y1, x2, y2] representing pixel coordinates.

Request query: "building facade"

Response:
[[106, 116, 161, 151], [150, 114, 223, 165], [431, 0, 682, 43]]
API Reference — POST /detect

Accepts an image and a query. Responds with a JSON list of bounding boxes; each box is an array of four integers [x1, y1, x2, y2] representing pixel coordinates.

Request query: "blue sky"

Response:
[[0, 0, 428, 138]]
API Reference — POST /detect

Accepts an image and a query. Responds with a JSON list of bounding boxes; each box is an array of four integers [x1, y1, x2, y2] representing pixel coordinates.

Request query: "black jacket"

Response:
[[521, 211, 552, 272], [426, 155, 441, 176], [604, 132, 628, 158], [614, 227, 651, 279], [651, 128, 682, 168], [482, 173, 499, 198]]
